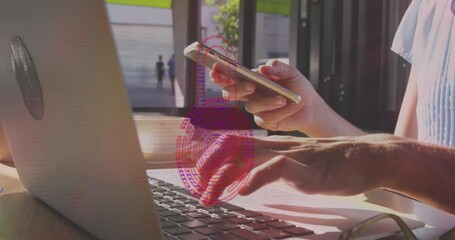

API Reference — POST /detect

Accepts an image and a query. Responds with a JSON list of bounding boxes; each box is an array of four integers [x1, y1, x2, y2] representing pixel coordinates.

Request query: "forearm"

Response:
[[386, 141, 455, 214], [303, 96, 367, 137], [259, 134, 455, 214]]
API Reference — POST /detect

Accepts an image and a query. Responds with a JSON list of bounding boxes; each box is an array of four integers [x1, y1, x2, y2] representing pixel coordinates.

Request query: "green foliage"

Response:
[[206, 0, 239, 52]]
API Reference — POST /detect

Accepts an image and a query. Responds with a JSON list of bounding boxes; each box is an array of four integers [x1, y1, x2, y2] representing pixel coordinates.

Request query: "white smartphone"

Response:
[[183, 41, 301, 104]]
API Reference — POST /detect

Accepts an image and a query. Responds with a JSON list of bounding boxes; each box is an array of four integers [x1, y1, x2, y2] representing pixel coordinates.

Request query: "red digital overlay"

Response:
[[175, 36, 255, 205]]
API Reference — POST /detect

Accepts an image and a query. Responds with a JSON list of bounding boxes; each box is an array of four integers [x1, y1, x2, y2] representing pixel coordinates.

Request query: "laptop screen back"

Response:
[[0, 0, 162, 239]]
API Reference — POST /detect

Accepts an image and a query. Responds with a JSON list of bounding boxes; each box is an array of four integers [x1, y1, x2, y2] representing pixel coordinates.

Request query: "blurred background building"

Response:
[[106, 0, 412, 133]]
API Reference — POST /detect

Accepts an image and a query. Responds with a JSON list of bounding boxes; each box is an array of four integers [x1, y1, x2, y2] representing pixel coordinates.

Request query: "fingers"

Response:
[[256, 107, 297, 124], [221, 82, 255, 101], [258, 59, 300, 80], [195, 133, 253, 193], [239, 155, 310, 195], [210, 64, 233, 88], [254, 115, 279, 132], [196, 134, 256, 205], [238, 156, 285, 195], [244, 95, 287, 114], [200, 163, 245, 206], [195, 136, 234, 192], [211, 63, 256, 101], [253, 105, 300, 131], [198, 152, 320, 200]]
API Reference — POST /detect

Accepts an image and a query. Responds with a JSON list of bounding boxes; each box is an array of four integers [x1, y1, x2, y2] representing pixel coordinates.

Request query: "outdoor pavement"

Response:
[[123, 69, 176, 108], [123, 70, 222, 108]]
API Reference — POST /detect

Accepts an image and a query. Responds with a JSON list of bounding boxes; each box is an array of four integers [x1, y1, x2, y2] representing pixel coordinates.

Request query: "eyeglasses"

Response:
[[339, 213, 417, 240]]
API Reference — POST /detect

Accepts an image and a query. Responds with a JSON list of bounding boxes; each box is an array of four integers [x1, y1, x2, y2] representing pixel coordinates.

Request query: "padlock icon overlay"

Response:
[[176, 35, 255, 205]]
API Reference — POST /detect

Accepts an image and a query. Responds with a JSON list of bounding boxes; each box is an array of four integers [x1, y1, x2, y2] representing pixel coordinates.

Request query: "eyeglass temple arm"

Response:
[[339, 213, 417, 240]]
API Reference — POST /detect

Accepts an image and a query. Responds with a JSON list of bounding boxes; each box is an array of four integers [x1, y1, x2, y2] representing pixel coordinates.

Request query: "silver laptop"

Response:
[[0, 0, 162, 239]]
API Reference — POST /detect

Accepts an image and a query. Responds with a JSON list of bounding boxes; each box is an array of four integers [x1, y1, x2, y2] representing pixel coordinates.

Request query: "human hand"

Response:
[[239, 134, 406, 196], [193, 133, 294, 206], [196, 133, 407, 205], [210, 60, 323, 132]]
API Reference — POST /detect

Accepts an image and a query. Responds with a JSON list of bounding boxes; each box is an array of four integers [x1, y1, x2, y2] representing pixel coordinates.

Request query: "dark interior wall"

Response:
[[292, 0, 412, 133], [352, 0, 412, 131]]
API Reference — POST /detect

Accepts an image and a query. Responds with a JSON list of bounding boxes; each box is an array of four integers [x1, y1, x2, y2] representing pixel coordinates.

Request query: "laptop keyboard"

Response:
[[149, 177, 314, 240]]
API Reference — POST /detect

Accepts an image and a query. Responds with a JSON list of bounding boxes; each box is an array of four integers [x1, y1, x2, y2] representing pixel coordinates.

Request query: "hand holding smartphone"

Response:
[[183, 42, 301, 104]]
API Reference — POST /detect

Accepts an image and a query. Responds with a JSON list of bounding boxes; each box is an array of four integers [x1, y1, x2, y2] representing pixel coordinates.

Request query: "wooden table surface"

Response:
[[0, 163, 96, 240]]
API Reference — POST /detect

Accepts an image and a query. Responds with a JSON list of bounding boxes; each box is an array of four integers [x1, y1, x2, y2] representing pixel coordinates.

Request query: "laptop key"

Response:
[[158, 198, 175, 204], [175, 207, 197, 213], [283, 227, 314, 236], [242, 222, 269, 231], [198, 206, 223, 214], [233, 210, 262, 218], [195, 227, 222, 235], [213, 222, 240, 231], [186, 212, 210, 219], [178, 232, 208, 240], [153, 188, 168, 193], [152, 190, 162, 195], [160, 220, 178, 228], [156, 205, 168, 212], [178, 198, 199, 204], [190, 203, 203, 208], [156, 181, 174, 187], [210, 233, 239, 240], [164, 234, 180, 240], [164, 185, 186, 191], [228, 229, 269, 240], [168, 215, 193, 223], [172, 194, 188, 200], [259, 229, 291, 239], [215, 202, 244, 211], [227, 217, 252, 225], [163, 203, 186, 209], [180, 220, 207, 229], [198, 217, 225, 224], [163, 191, 178, 196], [215, 212, 237, 219], [251, 215, 278, 223], [164, 226, 192, 236], [266, 221, 295, 229], [159, 210, 180, 217], [153, 194, 164, 200], [174, 188, 193, 196]]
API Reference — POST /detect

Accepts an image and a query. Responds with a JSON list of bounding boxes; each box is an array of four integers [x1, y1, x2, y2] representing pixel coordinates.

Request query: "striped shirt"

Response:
[[392, 0, 455, 146]]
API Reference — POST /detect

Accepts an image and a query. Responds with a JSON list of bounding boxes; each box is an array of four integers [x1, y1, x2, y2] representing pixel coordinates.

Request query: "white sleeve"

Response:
[[391, 0, 422, 63]]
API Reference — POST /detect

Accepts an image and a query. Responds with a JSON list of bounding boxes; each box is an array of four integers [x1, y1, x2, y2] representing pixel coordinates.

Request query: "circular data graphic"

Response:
[[176, 99, 255, 205]]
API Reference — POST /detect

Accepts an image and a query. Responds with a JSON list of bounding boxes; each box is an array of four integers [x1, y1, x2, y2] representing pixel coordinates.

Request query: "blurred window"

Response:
[[254, 0, 290, 68], [106, 2, 178, 108]]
